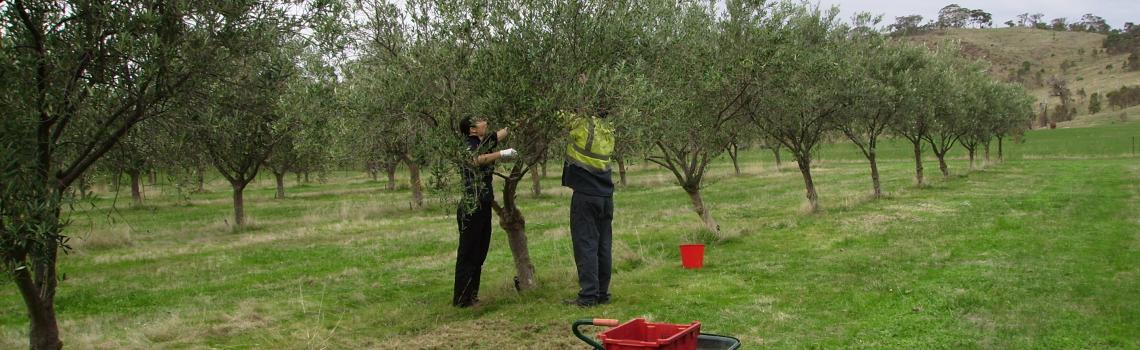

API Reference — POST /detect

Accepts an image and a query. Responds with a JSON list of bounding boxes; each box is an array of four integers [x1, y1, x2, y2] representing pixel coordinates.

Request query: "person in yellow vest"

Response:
[[561, 75, 616, 307]]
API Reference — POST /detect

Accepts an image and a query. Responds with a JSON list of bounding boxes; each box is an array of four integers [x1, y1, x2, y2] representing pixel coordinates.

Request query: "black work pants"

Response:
[[454, 201, 492, 306], [570, 192, 614, 302]]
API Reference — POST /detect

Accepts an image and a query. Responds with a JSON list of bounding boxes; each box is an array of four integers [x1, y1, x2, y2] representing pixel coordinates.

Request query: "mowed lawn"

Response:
[[2, 122, 1138, 349]]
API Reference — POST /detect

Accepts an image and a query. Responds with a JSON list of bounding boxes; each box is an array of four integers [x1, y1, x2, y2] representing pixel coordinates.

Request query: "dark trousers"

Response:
[[454, 202, 492, 306], [570, 192, 614, 302]]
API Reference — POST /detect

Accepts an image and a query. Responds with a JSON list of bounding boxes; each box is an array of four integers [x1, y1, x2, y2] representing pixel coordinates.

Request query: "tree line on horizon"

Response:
[[888, 4, 1133, 39]]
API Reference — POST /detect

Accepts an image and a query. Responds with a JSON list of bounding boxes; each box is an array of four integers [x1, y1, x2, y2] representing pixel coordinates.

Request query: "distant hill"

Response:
[[906, 28, 1140, 127]]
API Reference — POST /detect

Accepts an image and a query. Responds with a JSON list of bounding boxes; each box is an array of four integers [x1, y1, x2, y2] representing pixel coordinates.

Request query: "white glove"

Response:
[[499, 148, 518, 160]]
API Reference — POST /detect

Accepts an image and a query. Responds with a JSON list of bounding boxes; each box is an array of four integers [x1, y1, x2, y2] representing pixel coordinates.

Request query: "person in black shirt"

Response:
[[453, 116, 515, 308]]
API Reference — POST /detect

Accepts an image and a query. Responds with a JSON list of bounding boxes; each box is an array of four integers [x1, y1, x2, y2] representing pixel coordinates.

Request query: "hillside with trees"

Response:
[[891, 5, 1140, 127], [909, 28, 1140, 126]]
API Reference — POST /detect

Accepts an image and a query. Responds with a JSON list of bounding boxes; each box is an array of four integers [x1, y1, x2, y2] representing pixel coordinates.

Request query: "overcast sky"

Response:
[[820, 0, 1139, 29]]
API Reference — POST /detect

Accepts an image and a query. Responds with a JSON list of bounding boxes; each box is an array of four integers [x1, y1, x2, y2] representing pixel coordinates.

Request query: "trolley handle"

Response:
[[572, 318, 619, 350]]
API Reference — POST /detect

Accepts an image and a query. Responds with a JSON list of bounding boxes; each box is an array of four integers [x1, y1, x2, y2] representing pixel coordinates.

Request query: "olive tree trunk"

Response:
[[367, 161, 379, 181], [232, 182, 248, 228], [616, 157, 628, 186], [936, 152, 950, 178], [770, 146, 783, 171], [983, 141, 992, 166], [795, 156, 820, 212], [530, 167, 542, 197], [13, 251, 62, 350], [274, 171, 286, 199], [491, 172, 537, 291], [911, 139, 925, 186], [405, 158, 423, 209], [385, 163, 397, 191], [685, 187, 719, 232], [869, 150, 882, 198], [997, 135, 1005, 162], [195, 165, 205, 193], [128, 169, 143, 206], [727, 143, 741, 176]]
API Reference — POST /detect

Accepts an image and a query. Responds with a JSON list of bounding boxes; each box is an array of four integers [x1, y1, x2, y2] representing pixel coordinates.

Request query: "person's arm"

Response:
[[558, 110, 580, 130], [473, 148, 517, 166], [473, 152, 501, 166]]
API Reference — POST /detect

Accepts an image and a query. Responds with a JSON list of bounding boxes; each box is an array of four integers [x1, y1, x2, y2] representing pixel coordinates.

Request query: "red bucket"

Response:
[[679, 244, 705, 269]]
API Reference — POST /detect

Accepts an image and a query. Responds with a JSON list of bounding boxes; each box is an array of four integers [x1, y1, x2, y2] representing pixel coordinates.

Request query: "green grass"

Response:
[[2, 123, 1138, 349]]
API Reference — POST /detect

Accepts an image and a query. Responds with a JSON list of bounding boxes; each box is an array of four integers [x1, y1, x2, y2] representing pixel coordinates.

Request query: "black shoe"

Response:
[[597, 296, 611, 305], [563, 298, 598, 308], [453, 297, 481, 308]]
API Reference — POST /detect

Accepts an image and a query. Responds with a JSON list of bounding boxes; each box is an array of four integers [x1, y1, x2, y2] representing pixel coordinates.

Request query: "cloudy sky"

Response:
[[821, 0, 1139, 29]]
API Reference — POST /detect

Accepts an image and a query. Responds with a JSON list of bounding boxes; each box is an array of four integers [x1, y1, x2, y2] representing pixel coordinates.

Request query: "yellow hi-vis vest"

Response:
[[562, 111, 614, 173]]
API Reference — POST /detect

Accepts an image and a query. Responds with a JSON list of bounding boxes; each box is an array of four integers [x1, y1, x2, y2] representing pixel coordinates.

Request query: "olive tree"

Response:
[[393, 0, 655, 288], [266, 35, 344, 199], [991, 83, 1036, 162], [468, 0, 645, 288], [837, 40, 929, 197], [384, 0, 547, 287], [265, 0, 349, 199], [1, 1, 210, 348], [624, 1, 757, 233], [747, 3, 854, 213], [922, 58, 978, 178], [183, 2, 303, 228], [892, 50, 957, 187], [339, 58, 407, 190], [347, 0, 439, 208], [101, 126, 159, 206], [266, 75, 338, 199], [959, 79, 1001, 170]]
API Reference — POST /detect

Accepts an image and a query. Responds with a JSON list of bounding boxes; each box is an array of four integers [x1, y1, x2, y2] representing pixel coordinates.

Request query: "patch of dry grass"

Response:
[[69, 224, 135, 250]]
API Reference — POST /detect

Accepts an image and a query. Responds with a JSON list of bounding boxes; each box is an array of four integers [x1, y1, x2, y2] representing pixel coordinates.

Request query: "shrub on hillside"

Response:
[[1060, 60, 1076, 73], [1105, 86, 1140, 110], [1089, 92, 1103, 114], [1053, 104, 1072, 122], [1103, 23, 1140, 54]]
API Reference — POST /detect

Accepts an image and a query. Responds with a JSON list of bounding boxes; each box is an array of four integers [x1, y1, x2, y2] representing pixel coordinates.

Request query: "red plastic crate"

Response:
[[596, 318, 701, 350]]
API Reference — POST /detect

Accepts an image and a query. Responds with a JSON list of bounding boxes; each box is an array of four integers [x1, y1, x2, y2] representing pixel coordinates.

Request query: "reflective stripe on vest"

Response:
[[566, 115, 613, 172]]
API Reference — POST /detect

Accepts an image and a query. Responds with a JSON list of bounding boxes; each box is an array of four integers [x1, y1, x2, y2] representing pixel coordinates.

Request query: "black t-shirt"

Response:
[[462, 133, 498, 204]]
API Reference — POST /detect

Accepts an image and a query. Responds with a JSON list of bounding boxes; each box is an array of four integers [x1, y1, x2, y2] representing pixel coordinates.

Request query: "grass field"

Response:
[[2, 121, 1138, 349]]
